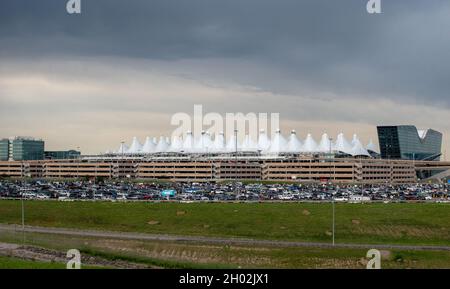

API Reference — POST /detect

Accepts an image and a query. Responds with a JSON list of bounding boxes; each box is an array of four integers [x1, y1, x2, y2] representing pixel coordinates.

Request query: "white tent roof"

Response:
[[182, 131, 194, 152], [267, 129, 287, 154], [303, 133, 318, 152], [257, 130, 271, 151], [350, 139, 371, 157], [155, 136, 169, 152], [142, 136, 156, 153], [226, 134, 241, 152], [317, 133, 333, 153], [286, 130, 302, 153], [366, 139, 378, 153], [242, 135, 258, 151], [116, 143, 129, 154], [110, 130, 375, 158], [334, 133, 352, 155], [128, 137, 143, 154], [168, 135, 183, 152], [212, 132, 225, 152], [351, 134, 359, 146]]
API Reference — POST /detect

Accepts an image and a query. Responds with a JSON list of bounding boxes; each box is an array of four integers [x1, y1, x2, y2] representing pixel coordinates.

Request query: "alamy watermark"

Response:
[[66, 249, 81, 269], [170, 104, 280, 141], [366, 249, 381, 269], [366, 0, 382, 14], [66, 0, 81, 14], [66, 1, 381, 15]]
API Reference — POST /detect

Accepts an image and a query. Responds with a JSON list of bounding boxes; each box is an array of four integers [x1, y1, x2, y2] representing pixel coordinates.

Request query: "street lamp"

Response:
[[234, 129, 238, 195], [76, 146, 80, 180], [21, 193, 25, 246], [120, 141, 125, 179], [329, 137, 333, 182], [332, 198, 335, 246]]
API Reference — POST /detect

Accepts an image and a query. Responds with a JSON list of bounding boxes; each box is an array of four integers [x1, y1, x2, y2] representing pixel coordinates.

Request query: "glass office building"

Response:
[[0, 137, 45, 161], [377, 126, 442, 161], [0, 139, 9, 161]]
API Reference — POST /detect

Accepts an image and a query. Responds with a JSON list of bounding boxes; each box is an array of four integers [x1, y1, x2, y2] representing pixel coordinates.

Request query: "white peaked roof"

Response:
[[242, 135, 258, 151], [351, 134, 359, 146], [201, 131, 213, 152], [182, 131, 194, 152], [155, 136, 169, 152], [303, 133, 318, 152], [334, 133, 352, 155], [366, 139, 378, 153], [168, 135, 183, 152], [350, 139, 371, 157], [117, 143, 129, 154], [213, 132, 225, 152], [142, 136, 156, 153], [286, 130, 302, 153], [318, 133, 333, 153], [109, 130, 376, 158], [128, 137, 143, 154], [226, 134, 240, 152], [193, 131, 213, 153], [257, 130, 271, 151], [267, 129, 287, 153]]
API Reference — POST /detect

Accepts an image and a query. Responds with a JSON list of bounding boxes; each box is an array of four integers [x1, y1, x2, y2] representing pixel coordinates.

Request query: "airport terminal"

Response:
[[0, 126, 448, 183]]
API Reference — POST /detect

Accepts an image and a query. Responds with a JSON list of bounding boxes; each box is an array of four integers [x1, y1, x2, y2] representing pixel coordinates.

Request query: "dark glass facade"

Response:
[[0, 137, 45, 161], [0, 139, 9, 161], [377, 126, 442, 161], [12, 139, 45, 160]]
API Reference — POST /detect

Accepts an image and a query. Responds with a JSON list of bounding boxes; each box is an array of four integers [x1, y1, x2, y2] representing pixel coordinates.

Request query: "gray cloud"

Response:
[[0, 0, 449, 155], [1, 0, 450, 106]]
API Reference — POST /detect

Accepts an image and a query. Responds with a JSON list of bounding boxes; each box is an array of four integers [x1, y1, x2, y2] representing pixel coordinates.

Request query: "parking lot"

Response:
[[0, 180, 448, 202]]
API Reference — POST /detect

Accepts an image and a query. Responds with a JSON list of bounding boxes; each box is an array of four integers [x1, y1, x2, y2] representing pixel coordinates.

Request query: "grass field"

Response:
[[0, 200, 449, 246], [0, 256, 68, 269], [1, 231, 449, 269]]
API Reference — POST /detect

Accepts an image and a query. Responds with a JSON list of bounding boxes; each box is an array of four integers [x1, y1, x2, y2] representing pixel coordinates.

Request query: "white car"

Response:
[[22, 192, 36, 199]]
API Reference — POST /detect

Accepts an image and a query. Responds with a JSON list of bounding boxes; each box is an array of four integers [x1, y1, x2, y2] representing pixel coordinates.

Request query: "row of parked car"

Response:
[[0, 180, 448, 202]]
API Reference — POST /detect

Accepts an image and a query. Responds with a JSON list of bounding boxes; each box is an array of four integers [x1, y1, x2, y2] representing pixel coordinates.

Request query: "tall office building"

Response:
[[377, 125, 442, 161], [0, 139, 9, 161], [0, 137, 45, 161]]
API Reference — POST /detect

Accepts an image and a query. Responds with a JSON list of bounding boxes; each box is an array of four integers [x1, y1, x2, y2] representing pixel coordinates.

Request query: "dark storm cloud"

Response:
[[1, 0, 450, 107]]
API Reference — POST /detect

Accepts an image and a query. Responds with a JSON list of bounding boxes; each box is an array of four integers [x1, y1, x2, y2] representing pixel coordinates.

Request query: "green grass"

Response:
[[0, 255, 72, 269], [1, 231, 449, 268], [0, 200, 449, 246], [0, 255, 104, 269]]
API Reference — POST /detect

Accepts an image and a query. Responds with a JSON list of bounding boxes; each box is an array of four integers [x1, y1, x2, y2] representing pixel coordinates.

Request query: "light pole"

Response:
[[21, 193, 25, 246], [120, 141, 125, 180], [121, 141, 125, 160], [329, 137, 333, 182], [234, 129, 238, 195], [76, 146, 80, 180], [329, 136, 335, 246], [332, 198, 335, 246]]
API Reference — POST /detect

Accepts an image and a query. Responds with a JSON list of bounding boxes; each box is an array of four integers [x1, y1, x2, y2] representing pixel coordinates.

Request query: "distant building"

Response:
[[377, 125, 442, 161], [0, 137, 45, 161], [45, 150, 81, 160]]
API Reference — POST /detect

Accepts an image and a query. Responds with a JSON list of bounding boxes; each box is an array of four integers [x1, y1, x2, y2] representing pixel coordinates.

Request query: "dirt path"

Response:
[[1, 224, 449, 252], [0, 241, 155, 268]]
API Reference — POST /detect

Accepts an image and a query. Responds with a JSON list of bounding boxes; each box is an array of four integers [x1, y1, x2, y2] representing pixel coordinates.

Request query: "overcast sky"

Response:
[[0, 0, 449, 158]]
